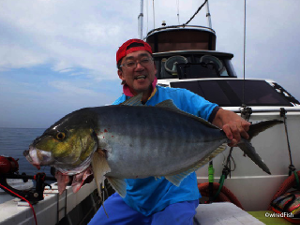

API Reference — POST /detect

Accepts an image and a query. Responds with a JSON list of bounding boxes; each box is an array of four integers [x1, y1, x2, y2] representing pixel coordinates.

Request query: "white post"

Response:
[[138, 0, 144, 39], [206, 0, 212, 28]]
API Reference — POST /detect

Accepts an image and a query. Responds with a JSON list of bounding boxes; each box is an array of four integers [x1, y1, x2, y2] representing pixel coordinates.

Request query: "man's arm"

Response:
[[212, 108, 251, 147]]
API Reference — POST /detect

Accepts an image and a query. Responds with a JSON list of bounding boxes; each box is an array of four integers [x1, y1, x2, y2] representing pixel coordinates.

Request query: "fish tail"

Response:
[[237, 140, 271, 174], [247, 119, 283, 141], [237, 119, 282, 174]]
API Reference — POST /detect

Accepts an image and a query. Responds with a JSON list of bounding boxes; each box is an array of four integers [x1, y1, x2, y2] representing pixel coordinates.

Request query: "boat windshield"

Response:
[[170, 80, 298, 107], [154, 54, 236, 79]]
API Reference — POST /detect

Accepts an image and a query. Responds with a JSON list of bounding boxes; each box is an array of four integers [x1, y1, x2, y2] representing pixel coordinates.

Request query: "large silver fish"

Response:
[[24, 94, 281, 196]]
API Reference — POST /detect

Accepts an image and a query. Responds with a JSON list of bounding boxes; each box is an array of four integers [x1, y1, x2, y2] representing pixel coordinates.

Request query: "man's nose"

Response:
[[134, 61, 145, 70]]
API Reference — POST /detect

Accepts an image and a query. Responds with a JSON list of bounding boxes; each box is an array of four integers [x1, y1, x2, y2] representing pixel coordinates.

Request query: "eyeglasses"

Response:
[[120, 57, 154, 69]]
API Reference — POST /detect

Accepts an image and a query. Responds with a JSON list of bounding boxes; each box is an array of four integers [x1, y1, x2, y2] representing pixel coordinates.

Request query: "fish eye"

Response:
[[56, 132, 66, 140]]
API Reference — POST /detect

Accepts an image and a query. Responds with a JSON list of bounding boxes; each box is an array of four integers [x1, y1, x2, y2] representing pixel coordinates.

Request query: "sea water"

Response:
[[0, 127, 52, 176]]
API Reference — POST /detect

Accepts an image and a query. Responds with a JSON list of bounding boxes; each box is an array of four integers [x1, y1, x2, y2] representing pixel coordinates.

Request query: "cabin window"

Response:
[[154, 54, 236, 79], [170, 80, 294, 107]]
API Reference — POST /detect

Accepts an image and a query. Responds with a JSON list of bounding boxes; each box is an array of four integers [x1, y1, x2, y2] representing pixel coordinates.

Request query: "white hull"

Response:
[[0, 181, 98, 225], [197, 109, 300, 211]]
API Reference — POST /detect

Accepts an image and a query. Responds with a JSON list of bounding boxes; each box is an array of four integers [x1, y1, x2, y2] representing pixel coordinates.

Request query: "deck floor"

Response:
[[194, 203, 294, 225]]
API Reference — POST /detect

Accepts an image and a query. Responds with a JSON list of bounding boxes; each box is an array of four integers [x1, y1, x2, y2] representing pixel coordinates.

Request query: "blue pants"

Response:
[[88, 193, 199, 225]]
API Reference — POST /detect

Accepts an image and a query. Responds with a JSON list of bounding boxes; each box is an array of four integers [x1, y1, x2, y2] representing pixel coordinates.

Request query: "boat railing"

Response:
[[230, 107, 300, 114]]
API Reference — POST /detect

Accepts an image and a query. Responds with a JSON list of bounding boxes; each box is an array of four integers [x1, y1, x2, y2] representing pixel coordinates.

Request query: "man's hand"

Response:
[[212, 108, 251, 146]]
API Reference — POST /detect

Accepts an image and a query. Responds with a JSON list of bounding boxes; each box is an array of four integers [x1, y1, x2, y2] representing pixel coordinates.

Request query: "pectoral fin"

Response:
[[92, 149, 127, 198], [91, 149, 111, 196]]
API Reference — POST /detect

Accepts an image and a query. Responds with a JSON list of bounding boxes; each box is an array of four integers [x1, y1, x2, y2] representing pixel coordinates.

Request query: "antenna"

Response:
[[206, 0, 212, 28], [242, 0, 247, 106], [176, 0, 180, 24], [240, 0, 252, 120], [152, 0, 155, 28], [146, 0, 148, 34], [138, 0, 144, 39], [243, 0, 247, 81]]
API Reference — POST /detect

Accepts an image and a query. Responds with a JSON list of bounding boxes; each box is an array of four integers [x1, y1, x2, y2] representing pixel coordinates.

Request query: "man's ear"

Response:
[[117, 69, 123, 79], [117, 69, 126, 84]]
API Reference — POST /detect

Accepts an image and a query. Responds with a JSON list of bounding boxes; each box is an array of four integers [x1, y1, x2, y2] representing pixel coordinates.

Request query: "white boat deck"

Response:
[[195, 202, 264, 225], [0, 181, 98, 225], [1, 189, 265, 225]]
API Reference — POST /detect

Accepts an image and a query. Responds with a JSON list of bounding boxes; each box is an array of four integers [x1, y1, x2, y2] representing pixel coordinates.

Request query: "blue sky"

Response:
[[0, 0, 300, 128]]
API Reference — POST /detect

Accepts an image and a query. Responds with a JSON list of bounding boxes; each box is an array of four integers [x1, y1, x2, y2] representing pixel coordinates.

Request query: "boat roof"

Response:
[[146, 25, 217, 52]]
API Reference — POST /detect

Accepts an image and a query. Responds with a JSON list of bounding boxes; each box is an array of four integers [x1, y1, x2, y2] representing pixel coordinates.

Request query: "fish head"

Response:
[[24, 108, 98, 174]]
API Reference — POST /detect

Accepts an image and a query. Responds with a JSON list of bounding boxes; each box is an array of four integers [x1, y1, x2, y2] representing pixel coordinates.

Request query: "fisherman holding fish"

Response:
[[25, 38, 278, 224], [88, 39, 252, 224]]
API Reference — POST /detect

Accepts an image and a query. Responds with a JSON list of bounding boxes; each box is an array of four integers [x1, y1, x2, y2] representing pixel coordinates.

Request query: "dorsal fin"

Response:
[[120, 93, 143, 106], [155, 99, 178, 110], [121, 94, 218, 129], [156, 99, 219, 129]]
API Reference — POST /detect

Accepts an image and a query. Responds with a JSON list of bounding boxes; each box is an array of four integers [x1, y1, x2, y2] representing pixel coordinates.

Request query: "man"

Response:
[[88, 39, 250, 225]]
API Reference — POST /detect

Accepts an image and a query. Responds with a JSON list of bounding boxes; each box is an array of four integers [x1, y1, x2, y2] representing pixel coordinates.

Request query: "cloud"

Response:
[[0, 0, 138, 79], [0, 0, 300, 128], [49, 80, 96, 96], [0, 44, 48, 70]]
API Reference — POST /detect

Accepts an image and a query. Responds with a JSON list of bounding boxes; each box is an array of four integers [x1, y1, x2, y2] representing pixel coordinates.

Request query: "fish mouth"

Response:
[[24, 146, 54, 169]]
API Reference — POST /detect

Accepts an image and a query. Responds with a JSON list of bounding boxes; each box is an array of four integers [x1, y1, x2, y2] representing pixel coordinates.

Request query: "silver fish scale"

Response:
[[94, 105, 226, 178]]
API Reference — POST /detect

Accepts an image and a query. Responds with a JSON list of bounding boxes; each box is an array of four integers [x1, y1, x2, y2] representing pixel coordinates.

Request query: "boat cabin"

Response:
[[146, 25, 237, 80], [145, 25, 300, 107]]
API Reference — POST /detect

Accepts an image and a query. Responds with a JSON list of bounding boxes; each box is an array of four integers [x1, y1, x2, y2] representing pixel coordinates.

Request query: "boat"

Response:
[[144, 1, 300, 215], [1, 1, 299, 224]]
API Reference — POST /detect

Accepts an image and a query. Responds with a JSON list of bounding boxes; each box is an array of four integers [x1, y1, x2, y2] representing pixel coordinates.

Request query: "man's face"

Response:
[[118, 50, 157, 95]]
